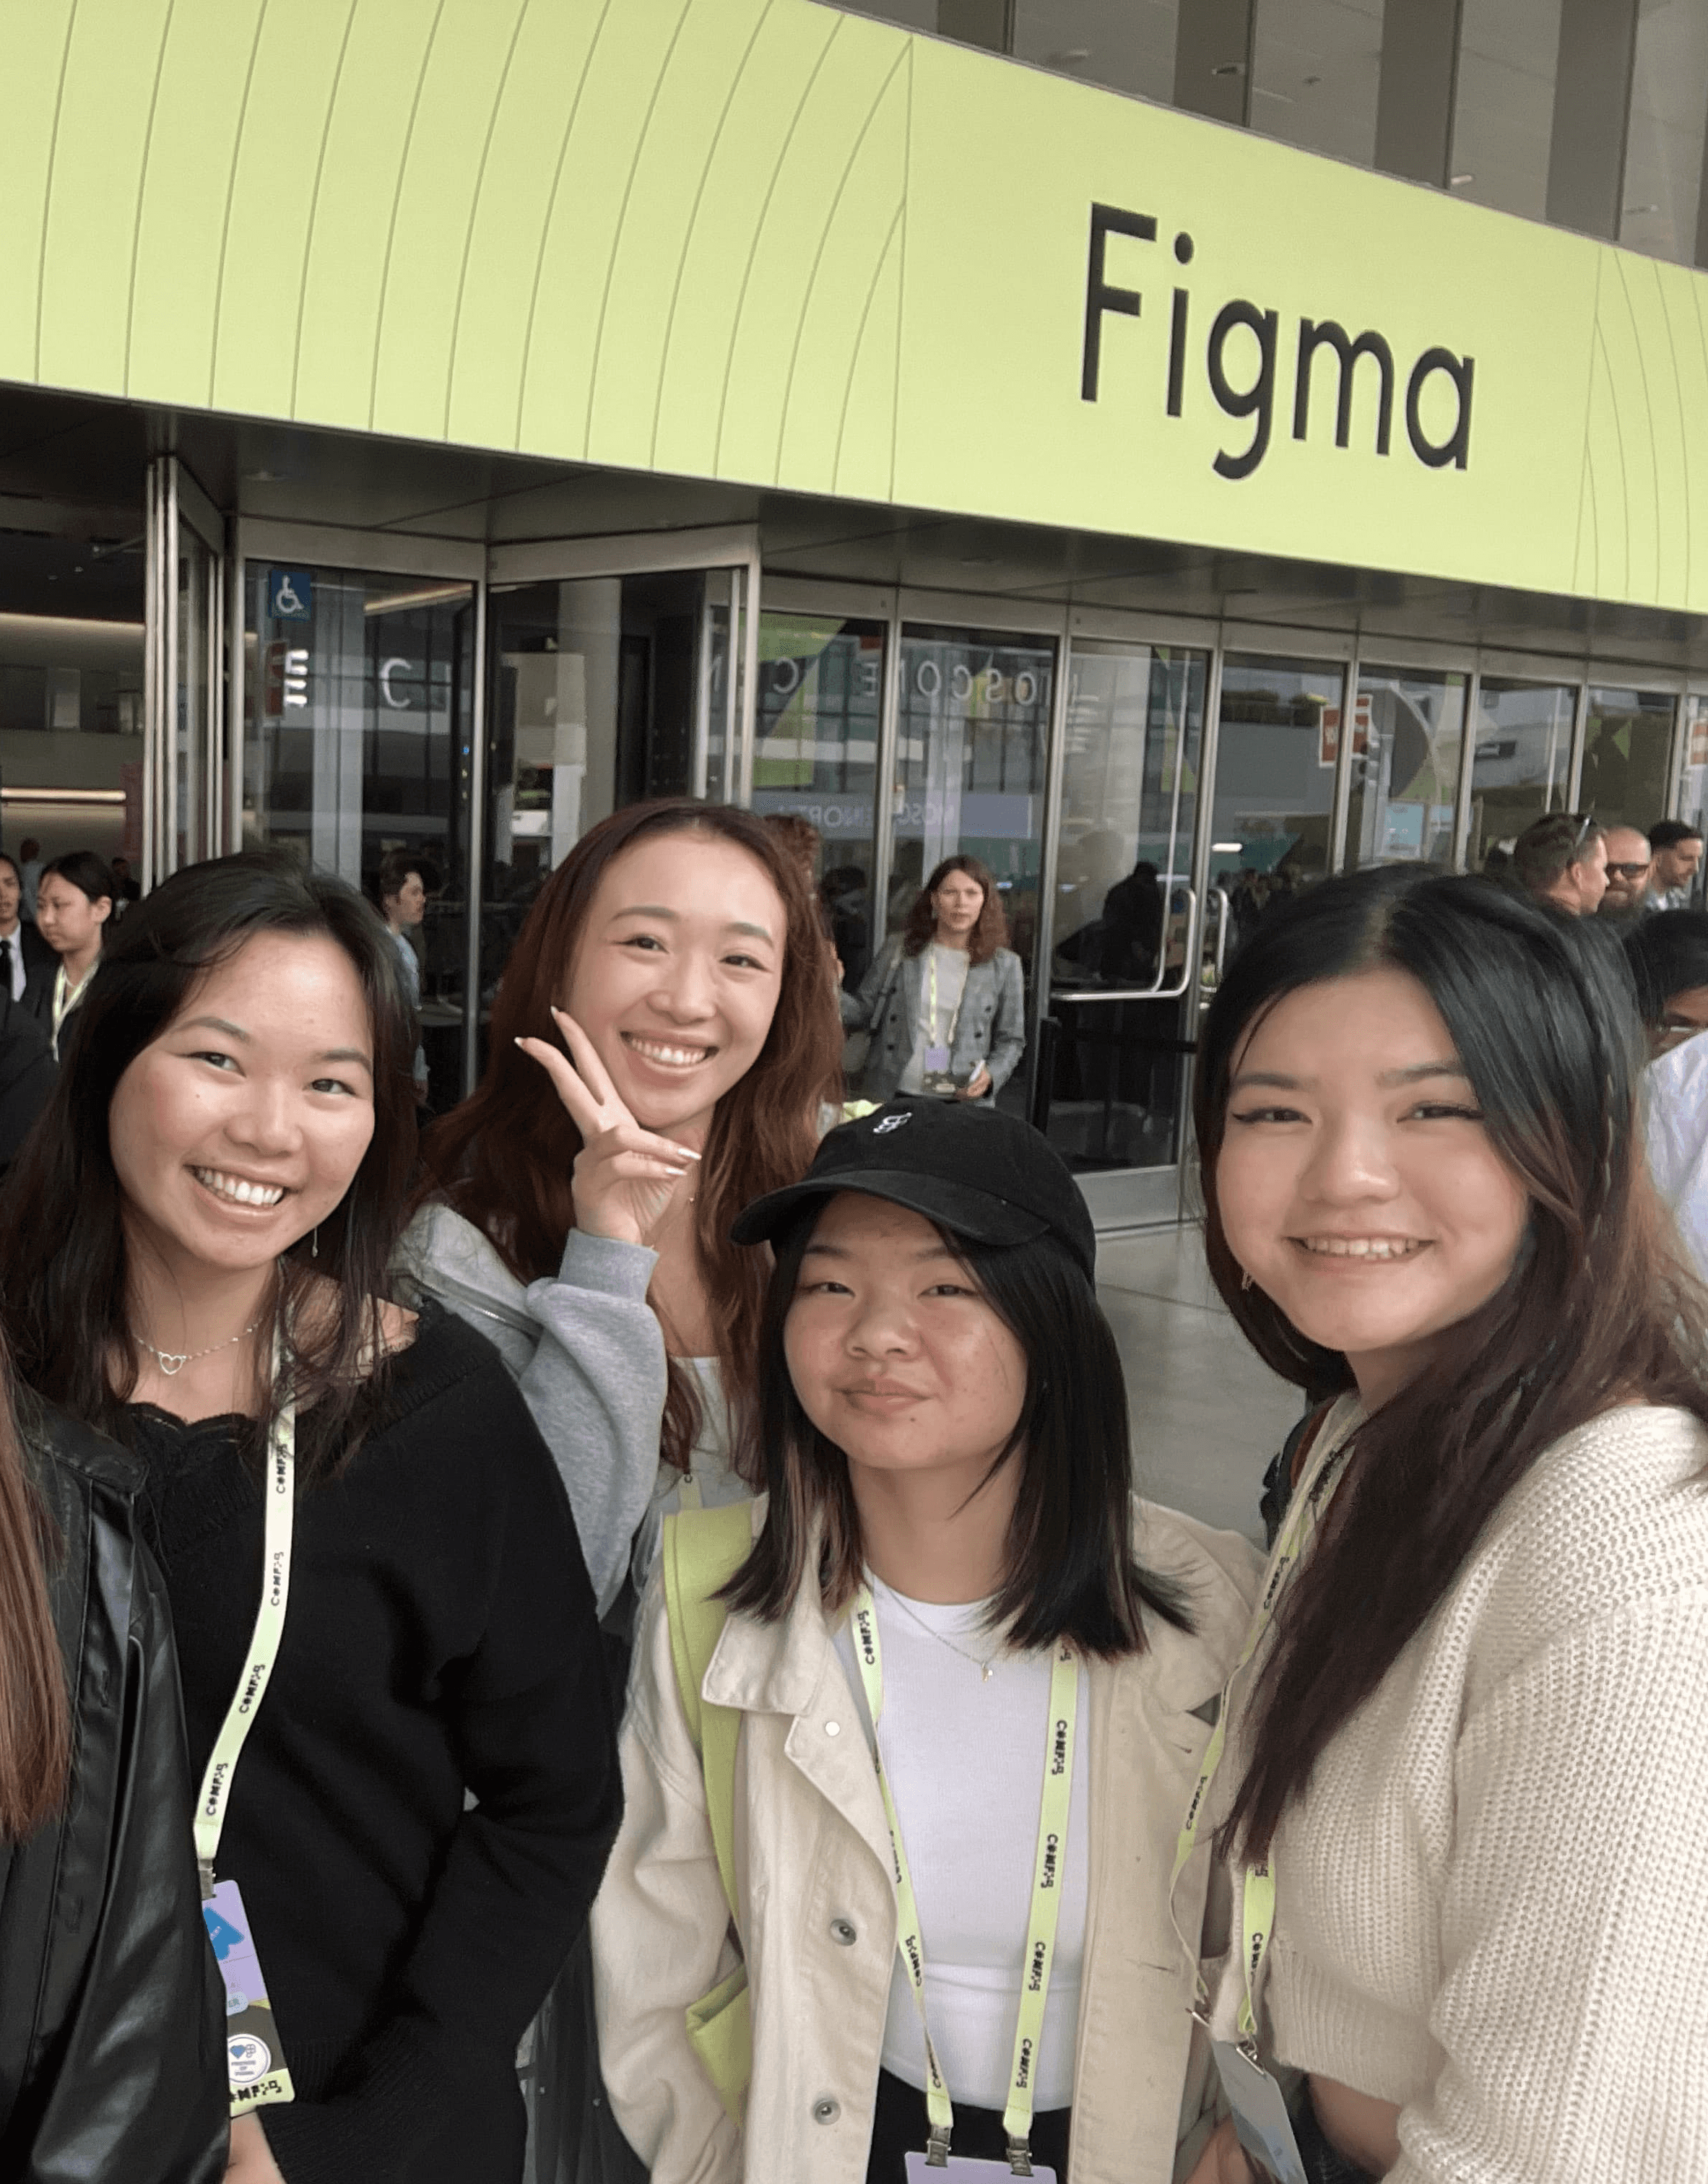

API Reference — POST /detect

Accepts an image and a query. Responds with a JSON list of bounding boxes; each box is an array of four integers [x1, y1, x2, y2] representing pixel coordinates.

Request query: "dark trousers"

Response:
[[866, 2068, 1071, 2180]]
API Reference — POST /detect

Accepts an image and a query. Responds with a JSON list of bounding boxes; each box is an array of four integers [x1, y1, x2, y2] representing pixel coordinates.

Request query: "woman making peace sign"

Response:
[[406, 800, 844, 1621]]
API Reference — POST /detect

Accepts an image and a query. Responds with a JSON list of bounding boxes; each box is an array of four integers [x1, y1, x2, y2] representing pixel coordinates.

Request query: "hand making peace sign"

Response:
[[515, 1007, 702, 1249]]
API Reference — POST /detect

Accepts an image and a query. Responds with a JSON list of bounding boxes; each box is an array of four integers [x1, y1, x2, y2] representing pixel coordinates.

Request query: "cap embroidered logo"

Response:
[[872, 1114, 911, 1135]]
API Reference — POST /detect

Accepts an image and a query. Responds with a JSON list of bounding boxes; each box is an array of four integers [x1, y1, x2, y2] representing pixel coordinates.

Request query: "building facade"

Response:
[[4, 0, 1707, 1226]]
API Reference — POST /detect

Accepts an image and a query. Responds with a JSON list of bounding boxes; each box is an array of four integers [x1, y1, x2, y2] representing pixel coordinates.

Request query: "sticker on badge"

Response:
[[903, 2157, 1057, 2182], [202, 1877, 296, 2116], [1209, 2040, 1308, 2184]]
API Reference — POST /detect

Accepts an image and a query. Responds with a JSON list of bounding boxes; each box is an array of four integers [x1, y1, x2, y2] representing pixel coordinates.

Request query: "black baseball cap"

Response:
[[730, 1096, 1098, 1281]]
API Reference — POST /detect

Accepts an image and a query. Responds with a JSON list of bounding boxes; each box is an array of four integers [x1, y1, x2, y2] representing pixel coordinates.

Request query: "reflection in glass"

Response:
[[1044, 644, 1206, 1176], [1579, 686, 1676, 833], [1345, 667, 1466, 870], [753, 611, 884, 990], [1250, 0, 1383, 167], [1207, 655, 1345, 966], [174, 525, 217, 872], [1675, 695, 1708, 845], [242, 564, 474, 1107], [1450, 0, 1562, 222], [1464, 679, 1573, 872], [1621, 0, 1708, 266]]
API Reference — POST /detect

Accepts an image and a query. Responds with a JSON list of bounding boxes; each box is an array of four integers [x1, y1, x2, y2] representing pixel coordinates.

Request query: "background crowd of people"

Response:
[[0, 803, 1702, 2184]]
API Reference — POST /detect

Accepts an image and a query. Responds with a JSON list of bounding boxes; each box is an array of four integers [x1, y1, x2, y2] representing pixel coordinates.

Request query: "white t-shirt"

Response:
[[833, 1576, 1091, 2112], [898, 942, 971, 1094]]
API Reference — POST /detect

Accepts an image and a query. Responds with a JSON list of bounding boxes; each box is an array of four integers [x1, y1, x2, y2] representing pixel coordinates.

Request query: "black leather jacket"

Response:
[[0, 1400, 227, 2182]]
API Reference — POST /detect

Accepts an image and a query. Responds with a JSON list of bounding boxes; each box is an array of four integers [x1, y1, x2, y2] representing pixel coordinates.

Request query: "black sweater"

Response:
[[131, 1307, 622, 2184]]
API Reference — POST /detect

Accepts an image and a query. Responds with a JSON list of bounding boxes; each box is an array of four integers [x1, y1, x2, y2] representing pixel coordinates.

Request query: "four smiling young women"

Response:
[[0, 831, 1703, 2181]]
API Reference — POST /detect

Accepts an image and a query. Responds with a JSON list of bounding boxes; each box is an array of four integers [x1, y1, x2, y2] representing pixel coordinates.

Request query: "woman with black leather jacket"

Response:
[[0, 1350, 226, 2182]]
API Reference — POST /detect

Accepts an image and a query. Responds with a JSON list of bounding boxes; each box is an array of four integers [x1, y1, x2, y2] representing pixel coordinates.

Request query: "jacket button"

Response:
[[812, 2097, 841, 2125], [824, 1720, 841, 1736], [830, 1918, 857, 1946]]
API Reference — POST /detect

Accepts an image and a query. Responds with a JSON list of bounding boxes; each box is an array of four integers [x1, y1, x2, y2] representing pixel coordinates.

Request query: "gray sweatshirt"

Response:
[[396, 1205, 748, 1618]]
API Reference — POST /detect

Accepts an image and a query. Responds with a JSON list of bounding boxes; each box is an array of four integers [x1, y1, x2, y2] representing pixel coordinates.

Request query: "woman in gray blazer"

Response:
[[842, 854, 1026, 1101]]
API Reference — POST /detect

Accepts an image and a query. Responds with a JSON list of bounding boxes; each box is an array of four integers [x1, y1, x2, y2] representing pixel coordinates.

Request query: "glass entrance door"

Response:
[[1039, 641, 1208, 1225]]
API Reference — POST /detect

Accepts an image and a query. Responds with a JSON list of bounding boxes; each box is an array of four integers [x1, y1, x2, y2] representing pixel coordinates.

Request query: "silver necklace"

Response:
[[875, 1578, 1005, 1683], [136, 1317, 264, 1377]]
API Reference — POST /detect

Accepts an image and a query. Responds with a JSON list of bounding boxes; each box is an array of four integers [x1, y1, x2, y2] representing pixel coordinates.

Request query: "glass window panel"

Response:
[[1675, 694, 1708, 844], [1620, 0, 1708, 264], [1579, 684, 1677, 833], [890, 625, 1054, 1110], [1011, 1, 1179, 103], [1251, 0, 1384, 168], [1345, 665, 1466, 870], [753, 610, 884, 991], [1044, 642, 1207, 1175], [1206, 655, 1345, 969], [1464, 677, 1574, 873], [1450, 0, 1562, 222], [242, 563, 474, 1109]]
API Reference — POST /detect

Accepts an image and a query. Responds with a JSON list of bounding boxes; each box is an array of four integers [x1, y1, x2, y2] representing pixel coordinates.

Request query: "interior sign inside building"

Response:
[[1079, 203, 1474, 480]]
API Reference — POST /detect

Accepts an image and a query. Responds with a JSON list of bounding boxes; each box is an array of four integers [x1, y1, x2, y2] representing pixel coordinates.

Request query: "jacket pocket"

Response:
[[685, 1962, 751, 2126]]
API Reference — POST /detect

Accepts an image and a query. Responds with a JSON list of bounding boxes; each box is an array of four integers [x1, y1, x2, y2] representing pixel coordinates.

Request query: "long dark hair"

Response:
[[417, 800, 844, 1475], [0, 852, 420, 1485], [724, 1213, 1193, 1656], [902, 854, 1009, 966], [0, 1336, 69, 1839], [1196, 867, 1708, 1856]]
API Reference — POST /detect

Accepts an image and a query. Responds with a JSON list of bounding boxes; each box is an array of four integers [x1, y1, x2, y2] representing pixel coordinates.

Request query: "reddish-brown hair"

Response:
[[901, 854, 1009, 966], [417, 801, 844, 1473], [0, 1338, 69, 1840]]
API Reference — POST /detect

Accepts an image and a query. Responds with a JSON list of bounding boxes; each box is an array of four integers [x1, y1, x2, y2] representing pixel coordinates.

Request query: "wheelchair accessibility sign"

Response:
[[268, 570, 312, 621]]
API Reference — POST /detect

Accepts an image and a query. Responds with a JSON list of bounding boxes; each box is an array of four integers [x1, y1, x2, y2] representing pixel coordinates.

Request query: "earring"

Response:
[[311, 1226, 319, 1260], [1241, 1268, 1252, 1291]]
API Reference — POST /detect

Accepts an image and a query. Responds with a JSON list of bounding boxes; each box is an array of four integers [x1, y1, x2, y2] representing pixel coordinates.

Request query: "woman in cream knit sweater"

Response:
[[1183, 867, 1708, 2184]]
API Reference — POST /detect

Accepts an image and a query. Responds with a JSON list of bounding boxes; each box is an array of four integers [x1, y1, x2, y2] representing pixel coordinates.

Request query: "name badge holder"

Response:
[[196, 1345, 298, 2118], [920, 951, 968, 1096], [1168, 1435, 1353, 2184], [851, 1588, 1078, 2180]]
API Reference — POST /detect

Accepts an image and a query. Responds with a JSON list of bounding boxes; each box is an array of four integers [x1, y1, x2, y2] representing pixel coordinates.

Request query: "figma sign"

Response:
[[1080, 203, 1473, 482]]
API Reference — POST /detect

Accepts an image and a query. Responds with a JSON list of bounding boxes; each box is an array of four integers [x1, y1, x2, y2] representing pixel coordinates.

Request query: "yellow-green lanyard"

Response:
[[851, 1586, 1078, 2172], [194, 1366, 295, 1896], [925, 949, 966, 1050], [1169, 1422, 1351, 2045]]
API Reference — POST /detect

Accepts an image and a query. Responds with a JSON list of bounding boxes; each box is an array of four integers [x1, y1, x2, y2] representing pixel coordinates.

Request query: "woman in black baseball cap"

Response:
[[592, 1096, 1262, 2184]]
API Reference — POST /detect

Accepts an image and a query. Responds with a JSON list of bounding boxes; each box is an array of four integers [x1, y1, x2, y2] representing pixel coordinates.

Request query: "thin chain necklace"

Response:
[[135, 1317, 264, 1378], [873, 1574, 1005, 1683]]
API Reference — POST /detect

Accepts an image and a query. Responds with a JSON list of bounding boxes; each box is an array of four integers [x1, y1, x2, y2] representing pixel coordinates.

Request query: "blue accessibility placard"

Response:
[[268, 569, 312, 621]]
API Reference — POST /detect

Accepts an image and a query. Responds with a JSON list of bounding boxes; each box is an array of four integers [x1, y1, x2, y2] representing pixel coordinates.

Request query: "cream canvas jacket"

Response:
[[591, 1496, 1262, 2184]]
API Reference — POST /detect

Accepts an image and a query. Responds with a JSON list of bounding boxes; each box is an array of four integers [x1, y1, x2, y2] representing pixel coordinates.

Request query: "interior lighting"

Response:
[[363, 582, 475, 616], [0, 786, 126, 805], [1212, 841, 1244, 852], [1450, 173, 1474, 187]]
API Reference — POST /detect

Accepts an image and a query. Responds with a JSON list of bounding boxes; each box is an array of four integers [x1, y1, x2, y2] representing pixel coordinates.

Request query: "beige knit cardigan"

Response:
[[1205, 1398, 1708, 2182]]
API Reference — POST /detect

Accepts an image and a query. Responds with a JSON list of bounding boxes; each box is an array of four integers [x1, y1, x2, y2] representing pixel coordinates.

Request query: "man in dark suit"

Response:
[[0, 852, 55, 1023]]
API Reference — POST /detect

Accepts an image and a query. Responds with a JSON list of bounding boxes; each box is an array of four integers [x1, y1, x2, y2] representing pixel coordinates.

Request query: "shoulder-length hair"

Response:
[[724, 1215, 1193, 1655], [1195, 866, 1708, 1858], [417, 800, 844, 1476], [0, 1336, 69, 1839], [901, 855, 1009, 966], [0, 852, 420, 1486]]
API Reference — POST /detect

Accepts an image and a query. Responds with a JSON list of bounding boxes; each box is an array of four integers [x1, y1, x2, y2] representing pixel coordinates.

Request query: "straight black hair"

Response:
[[39, 849, 114, 905], [0, 851, 419, 1484], [1623, 909, 1708, 1027], [723, 1212, 1193, 1657], [1196, 867, 1708, 1857]]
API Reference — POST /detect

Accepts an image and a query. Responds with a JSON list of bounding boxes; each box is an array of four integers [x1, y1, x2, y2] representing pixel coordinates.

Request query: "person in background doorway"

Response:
[[16, 838, 43, 922], [376, 847, 431, 1101], [841, 855, 1026, 1104], [110, 853, 143, 916], [0, 1326, 227, 2182], [1511, 811, 1606, 916], [0, 985, 54, 1177], [1645, 820, 1704, 911], [1626, 912, 1708, 1287], [0, 852, 620, 2184], [0, 851, 55, 1009], [1596, 823, 1652, 919], [593, 1098, 1260, 2183], [1184, 867, 1708, 2184], [31, 851, 113, 1058]]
